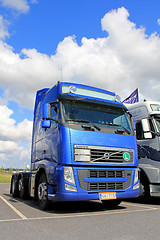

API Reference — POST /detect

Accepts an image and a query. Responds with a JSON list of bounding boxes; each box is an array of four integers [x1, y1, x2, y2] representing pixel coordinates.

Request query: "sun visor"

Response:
[[58, 93, 127, 110]]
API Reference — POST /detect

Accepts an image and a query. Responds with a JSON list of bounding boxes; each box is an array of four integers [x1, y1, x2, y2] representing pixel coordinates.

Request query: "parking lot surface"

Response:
[[0, 183, 160, 240]]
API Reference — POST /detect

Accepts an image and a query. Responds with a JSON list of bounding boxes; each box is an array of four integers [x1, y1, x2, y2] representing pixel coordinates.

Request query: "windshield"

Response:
[[153, 115, 160, 131], [61, 100, 132, 134]]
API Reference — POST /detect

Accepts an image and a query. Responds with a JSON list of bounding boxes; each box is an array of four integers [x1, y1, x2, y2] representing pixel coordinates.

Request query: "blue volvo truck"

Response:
[[10, 82, 140, 210]]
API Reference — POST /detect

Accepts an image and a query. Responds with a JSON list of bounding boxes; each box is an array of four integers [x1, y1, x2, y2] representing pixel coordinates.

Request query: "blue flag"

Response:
[[122, 88, 139, 104]]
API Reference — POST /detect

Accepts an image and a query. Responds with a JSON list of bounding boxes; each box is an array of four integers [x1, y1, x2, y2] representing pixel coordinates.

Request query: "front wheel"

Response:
[[38, 174, 50, 210], [102, 199, 121, 208], [11, 176, 19, 198], [138, 180, 150, 203], [18, 176, 29, 199]]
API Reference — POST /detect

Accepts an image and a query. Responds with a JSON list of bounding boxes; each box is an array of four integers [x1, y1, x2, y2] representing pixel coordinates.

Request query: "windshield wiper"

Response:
[[66, 119, 101, 131], [111, 123, 131, 135], [100, 123, 130, 135]]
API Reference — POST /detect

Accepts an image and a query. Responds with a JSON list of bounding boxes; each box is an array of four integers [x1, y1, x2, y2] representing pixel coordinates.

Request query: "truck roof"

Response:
[[34, 82, 127, 118], [126, 101, 160, 121]]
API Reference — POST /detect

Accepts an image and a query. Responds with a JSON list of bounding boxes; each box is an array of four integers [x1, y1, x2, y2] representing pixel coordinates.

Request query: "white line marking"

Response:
[[123, 202, 158, 209], [0, 204, 159, 223], [0, 195, 27, 220]]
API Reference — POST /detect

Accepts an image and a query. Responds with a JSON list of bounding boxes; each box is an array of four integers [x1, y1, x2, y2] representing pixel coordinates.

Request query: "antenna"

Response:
[[60, 65, 63, 82]]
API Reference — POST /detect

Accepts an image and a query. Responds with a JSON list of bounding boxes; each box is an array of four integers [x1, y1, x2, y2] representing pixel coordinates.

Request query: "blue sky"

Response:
[[1, 0, 160, 168], [5, 0, 160, 54]]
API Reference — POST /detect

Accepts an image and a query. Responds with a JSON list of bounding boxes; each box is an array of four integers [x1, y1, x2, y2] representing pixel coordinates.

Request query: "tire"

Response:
[[102, 199, 121, 208], [11, 177, 19, 198], [18, 176, 29, 199], [37, 174, 50, 210], [138, 180, 150, 203]]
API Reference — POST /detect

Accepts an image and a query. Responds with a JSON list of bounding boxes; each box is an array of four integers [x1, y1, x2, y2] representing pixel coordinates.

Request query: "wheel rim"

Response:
[[12, 179, 15, 193], [38, 182, 47, 201], [18, 178, 23, 192], [140, 182, 145, 197]]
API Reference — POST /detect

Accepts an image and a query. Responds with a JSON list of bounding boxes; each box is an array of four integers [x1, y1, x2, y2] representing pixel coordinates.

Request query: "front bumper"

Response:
[[150, 184, 160, 197], [48, 166, 140, 201], [48, 189, 140, 201]]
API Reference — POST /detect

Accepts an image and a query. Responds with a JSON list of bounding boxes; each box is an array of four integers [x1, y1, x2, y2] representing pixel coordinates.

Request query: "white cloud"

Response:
[[2, 6, 160, 168], [0, 105, 32, 168], [0, 105, 32, 141], [1, 7, 160, 107], [0, 15, 10, 40], [157, 19, 160, 25], [0, 0, 29, 13], [0, 142, 31, 168], [0, 43, 60, 108], [0, 96, 8, 105], [0, 140, 19, 153]]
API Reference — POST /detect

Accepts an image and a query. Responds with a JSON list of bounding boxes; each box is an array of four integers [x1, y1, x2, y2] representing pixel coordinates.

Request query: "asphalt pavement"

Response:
[[0, 183, 160, 240]]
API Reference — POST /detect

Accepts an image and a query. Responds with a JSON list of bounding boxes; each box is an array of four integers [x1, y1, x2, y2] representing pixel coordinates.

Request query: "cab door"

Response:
[[40, 102, 60, 186]]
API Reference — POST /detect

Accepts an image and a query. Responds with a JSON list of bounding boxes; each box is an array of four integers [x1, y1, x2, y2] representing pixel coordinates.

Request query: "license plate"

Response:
[[99, 192, 116, 200]]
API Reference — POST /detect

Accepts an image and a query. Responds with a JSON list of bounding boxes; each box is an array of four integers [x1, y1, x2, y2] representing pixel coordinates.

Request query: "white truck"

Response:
[[127, 101, 160, 202]]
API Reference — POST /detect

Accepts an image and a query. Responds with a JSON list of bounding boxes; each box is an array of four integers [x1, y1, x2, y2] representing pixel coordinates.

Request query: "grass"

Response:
[[0, 170, 12, 183]]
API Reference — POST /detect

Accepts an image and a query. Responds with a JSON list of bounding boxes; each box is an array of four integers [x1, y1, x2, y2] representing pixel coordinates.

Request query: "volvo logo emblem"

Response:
[[104, 152, 110, 160], [92, 150, 123, 162], [103, 151, 123, 161]]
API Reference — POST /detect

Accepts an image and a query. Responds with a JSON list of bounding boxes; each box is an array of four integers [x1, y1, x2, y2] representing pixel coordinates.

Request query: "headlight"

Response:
[[64, 167, 75, 185], [115, 94, 121, 102], [134, 168, 139, 184], [65, 184, 77, 192], [74, 148, 90, 162], [133, 182, 140, 190]]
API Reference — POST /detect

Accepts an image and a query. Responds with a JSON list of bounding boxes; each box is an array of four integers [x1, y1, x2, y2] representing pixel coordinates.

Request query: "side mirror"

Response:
[[42, 101, 59, 128], [132, 117, 136, 135], [132, 117, 136, 131], [127, 111, 135, 131], [42, 120, 51, 128], [42, 103, 50, 119], [141, 119, 152, 139]]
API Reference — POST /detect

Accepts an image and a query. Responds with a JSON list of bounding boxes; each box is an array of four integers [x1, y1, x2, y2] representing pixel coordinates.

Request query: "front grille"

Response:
[[74, 145, 133, 164], [91, 149, 123, 163], [89, 182, 124, 191], [77, 169, 132, 191], [89, 170, 124, 178]]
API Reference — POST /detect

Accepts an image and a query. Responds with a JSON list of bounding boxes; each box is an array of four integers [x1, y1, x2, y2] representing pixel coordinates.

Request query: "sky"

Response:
[[1, 0, 160, 168]]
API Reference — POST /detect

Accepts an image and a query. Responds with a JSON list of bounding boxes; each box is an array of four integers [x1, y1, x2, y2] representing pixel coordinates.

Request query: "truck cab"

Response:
[[11, 82, 140, 210], [127, 101, 160, 201]]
